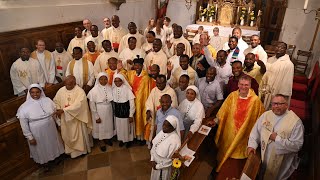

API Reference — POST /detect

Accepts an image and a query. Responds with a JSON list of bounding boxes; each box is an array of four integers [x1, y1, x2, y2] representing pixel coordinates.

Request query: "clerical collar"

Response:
[[89, 51, 97, 54], [75, 58, 82, 61], [21, 58, 29, 61], [37, 50, 45, 54]]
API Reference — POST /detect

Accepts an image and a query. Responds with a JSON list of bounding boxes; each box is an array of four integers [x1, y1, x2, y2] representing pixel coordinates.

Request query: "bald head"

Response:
[[65, 75, 76, 90], [111, 15, 120, 28], [83, 19, 92, 30]]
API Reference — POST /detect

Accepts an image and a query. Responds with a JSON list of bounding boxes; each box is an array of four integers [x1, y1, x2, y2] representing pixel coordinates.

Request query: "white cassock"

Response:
[[84, 35, 104, 52], [10, 58, 46, 95], [150, 115, 181, 180], [177, 86, 204, 135], [67, 37, 86, 54], [144, 50, 168, 75], [210, 35, 223, 51], [119, 48, 145, 70], [170, 36, 192, 58], [52, 50, 73, 81], [54, 85, 92, 158], [168, 55, 180, 74], [141, 42, 153, 54], [223, 37, 249, 52], [112, 74, 136, 142], [225, 47, 245, 64], [244, 45, 268, 64], [103, 26, 127, 48], [82, 29, 91, 38], [65, 58, 95, 88], [87, 73, 114, 140], [32, 50, 56, 84], [118, 32, 145, 54], [163, 25, 173, 42], [262, 54, 294, 108], [93, 50, 119, 77], [17, 84, 64, 164], [248, 110, 304, 180], [152, 28, 167, 45], [145, 85, 178, 142]]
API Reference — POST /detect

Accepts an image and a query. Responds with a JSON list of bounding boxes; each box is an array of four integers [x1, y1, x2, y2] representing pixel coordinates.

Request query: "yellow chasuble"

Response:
[[105, 68, 127, 85], [215, 89, 265, 172], [69, 58, 89, 86], [126, 70, 152, 136]]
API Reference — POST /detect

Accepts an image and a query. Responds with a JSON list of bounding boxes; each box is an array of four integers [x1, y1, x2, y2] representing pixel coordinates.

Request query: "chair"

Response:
[[292, 50, 313, 74], [292, 61, 319, 101], [290, 73, 320, 132]]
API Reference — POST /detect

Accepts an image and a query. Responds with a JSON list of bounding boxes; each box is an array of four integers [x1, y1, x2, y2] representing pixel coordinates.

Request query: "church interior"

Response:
[[0, 0, 319, 179]]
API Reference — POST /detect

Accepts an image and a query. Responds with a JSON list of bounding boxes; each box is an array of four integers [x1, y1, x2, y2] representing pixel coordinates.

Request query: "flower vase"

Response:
[[240, 19, 244, 26], [209, 16, 213, 23], [201, 16, 205, 22], [250, 20, 254, 27]]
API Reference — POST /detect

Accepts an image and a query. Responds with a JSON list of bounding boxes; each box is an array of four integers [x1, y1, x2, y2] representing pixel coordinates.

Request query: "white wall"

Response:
[[279, 0, 320, 74], [0, 0, 155, 33], [166, 0, 197, 29]]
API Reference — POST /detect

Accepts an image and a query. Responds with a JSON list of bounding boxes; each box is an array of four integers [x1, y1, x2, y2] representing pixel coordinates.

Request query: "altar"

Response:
[[186, 24, 260, 38]]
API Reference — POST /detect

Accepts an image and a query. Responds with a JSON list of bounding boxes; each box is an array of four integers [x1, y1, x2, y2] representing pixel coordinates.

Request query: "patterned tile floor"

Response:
[[23, 141, 213, 180]]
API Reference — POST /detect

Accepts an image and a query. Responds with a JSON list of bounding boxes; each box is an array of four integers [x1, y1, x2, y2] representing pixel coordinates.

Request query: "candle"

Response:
[[304, 0, 309, 10], [207, 3, 209, 9]]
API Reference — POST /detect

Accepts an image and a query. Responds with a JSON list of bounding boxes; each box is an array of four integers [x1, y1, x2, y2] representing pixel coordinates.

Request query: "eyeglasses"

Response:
[[271, 102, 286, 106]]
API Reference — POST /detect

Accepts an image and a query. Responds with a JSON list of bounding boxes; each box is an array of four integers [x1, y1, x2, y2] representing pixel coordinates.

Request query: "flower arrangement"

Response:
[[239, 7, 246, 21], [199, 6, 207, 17], [249, 11, 255, 21], [206, 5, 215, 17]]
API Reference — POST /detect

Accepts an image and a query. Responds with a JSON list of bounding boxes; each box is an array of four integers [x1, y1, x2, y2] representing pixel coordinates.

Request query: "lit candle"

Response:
[[304, 0, 309, 10]]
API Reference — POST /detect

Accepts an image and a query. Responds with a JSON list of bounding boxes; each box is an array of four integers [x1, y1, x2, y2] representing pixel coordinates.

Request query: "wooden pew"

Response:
[[0, 83, 63, 179], [241, 152, 261, 179]]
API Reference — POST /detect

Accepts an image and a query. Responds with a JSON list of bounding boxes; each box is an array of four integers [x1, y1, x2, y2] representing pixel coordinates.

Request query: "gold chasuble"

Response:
[[215, 89, 265, 172], [31, 50, 52, 67], [126, 70, 152, 137]]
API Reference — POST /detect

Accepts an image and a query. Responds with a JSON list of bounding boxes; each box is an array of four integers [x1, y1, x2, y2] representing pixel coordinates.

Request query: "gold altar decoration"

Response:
[[196, 0, 259, 30]]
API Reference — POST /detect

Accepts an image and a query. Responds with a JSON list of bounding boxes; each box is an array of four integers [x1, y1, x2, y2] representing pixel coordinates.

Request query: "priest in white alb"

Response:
[[52, 42, 72, 82], [65, 47, 94, 93], [30, 40, 56, 86], [248, 94, 304, 180], [10, 47, 46, 96], [101, 17, 111, 36], [93, 40, 119, 77], [103, 15, 127, 53], [67, 27, 86, 54], [144, 39, 168, 75], [145, 75, 178, 144], [244, 35, 268, 64], [85, 25, 104, 53], [119, 37, 145, 70], [118, 22, 145, 54], [169, 25, 192, 57], [223, 27, 248, 52], [262, 42, 294, 109], [54, 75, 92, 158]]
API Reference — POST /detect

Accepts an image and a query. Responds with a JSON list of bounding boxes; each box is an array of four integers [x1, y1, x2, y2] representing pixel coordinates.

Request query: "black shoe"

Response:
[[125, 142, 132, 148], [139, 140, 146, 146], [104, 139, 113, 146], [119, 141, 125, 147], [100, 145, 107, 152]]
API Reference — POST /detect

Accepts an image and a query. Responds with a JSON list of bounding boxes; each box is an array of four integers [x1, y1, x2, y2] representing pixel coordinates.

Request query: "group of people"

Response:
[[11, 15, 304, 180]]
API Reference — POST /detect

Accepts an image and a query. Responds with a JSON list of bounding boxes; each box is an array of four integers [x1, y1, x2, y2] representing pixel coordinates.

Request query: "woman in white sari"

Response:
[[178, 85, 205, 140], [150, 115, 181, 180], [17, 84, 64, 170], [87, 72, 114, 151]]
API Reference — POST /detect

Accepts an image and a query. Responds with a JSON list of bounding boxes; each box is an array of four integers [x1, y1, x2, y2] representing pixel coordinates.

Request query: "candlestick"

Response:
[[304, 0, 309, 10]]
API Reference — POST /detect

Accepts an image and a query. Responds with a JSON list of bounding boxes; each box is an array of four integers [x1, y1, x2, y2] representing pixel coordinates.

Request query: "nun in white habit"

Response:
[[87, 72, 114, 151], [178, 85, 205, 140], [16, 84, 64, 167], [112, 73, 136, 148], [150, 115, 181, 180]]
